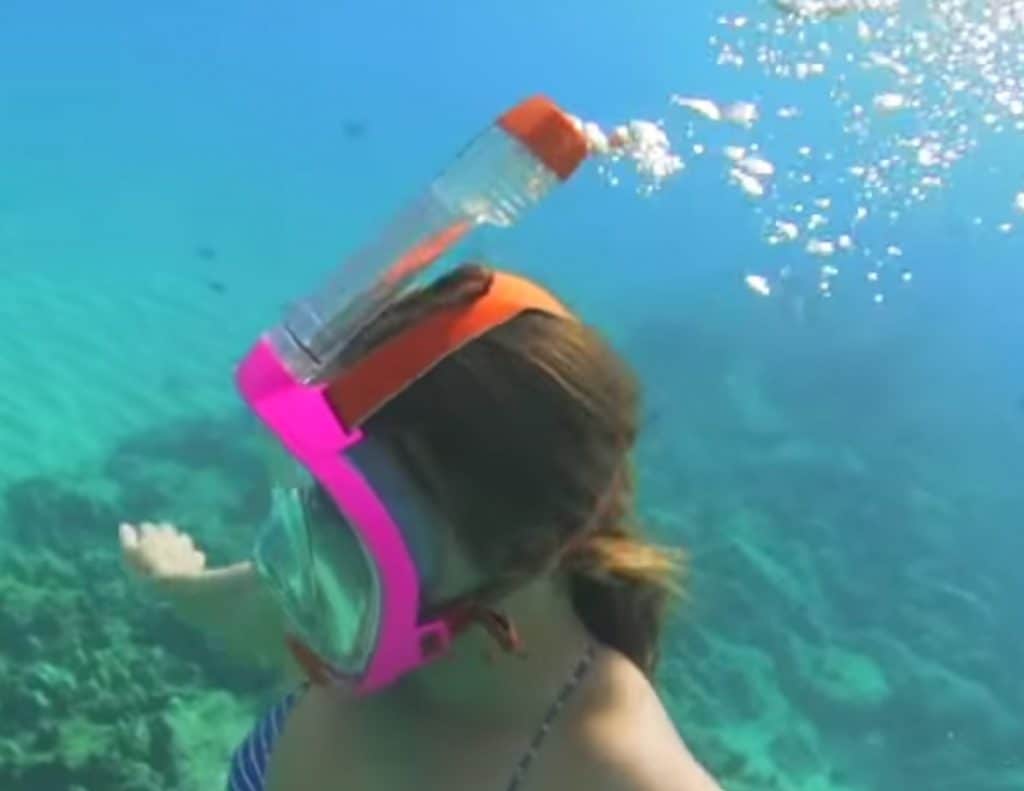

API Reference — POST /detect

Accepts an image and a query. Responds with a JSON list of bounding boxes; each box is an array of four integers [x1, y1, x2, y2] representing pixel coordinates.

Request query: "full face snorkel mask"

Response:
[[235, 96, 589, 695]]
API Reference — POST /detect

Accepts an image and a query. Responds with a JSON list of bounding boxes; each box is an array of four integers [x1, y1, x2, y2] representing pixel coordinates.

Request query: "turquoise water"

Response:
[[2, 1, 1022, 788]]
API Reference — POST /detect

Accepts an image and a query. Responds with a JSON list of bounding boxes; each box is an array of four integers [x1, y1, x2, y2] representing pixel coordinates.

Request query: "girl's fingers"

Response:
[[119, 522, 139, 551]]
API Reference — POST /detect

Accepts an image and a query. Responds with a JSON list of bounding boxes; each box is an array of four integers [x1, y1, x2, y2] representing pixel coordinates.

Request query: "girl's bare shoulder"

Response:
[[565, 649, 723, 791]]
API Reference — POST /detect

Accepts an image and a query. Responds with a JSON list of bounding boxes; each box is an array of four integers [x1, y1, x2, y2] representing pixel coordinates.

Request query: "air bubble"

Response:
[[807, 238, 837, 257], [874, 93, 908, 113], [686, 0, 1024, 298], [731, 168, 767, 198], [745, 274, 773, 296], [739, 156, 776, 178]]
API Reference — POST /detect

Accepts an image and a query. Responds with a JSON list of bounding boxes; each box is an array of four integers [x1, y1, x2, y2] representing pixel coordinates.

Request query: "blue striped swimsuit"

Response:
[[228, 689, 303, 791], [227, 644, 595, 791]]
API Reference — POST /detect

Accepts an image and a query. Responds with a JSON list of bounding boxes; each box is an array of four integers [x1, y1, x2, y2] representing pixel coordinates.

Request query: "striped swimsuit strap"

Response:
[[227, 644, 597, 791], [228, 688, 303, 791], [504, 642, 597, 791]]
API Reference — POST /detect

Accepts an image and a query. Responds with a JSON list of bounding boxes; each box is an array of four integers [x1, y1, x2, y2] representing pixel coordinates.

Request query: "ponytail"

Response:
[[562, 523, 685, 677]]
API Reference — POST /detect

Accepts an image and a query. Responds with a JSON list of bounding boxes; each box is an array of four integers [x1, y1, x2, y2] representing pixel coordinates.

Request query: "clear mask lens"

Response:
[[253, 438, 381, 675]]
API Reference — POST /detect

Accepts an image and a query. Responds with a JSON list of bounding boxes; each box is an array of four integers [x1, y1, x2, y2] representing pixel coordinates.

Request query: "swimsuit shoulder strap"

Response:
[[504, 643, 598, 791]]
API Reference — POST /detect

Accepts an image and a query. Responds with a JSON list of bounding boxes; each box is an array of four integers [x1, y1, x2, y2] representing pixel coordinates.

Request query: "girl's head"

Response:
[[328, 264, 683, 676]]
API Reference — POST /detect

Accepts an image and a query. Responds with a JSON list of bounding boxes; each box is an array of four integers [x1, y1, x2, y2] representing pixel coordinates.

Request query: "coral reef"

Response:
[[637, 336, 1024, 791], [0, 419, 273, 790]]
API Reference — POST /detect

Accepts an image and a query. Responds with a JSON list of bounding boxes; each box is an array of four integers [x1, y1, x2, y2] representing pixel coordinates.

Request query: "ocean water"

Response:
[[1, 1, 1022, 789]]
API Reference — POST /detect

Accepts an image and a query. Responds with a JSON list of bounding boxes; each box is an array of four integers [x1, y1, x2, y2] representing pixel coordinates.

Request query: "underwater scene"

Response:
[[1, 0, 1022, 789]]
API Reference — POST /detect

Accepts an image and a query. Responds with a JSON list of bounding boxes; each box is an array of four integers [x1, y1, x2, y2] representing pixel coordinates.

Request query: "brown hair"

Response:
[[345, 264, 684, 677]]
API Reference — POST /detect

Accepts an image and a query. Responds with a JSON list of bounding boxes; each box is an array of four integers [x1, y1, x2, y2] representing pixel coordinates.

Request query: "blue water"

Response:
[[2, 1, 1023, 789]]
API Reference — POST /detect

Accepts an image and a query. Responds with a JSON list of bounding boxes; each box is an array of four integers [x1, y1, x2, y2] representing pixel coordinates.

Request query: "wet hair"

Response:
[[335, 264, 684, 677]]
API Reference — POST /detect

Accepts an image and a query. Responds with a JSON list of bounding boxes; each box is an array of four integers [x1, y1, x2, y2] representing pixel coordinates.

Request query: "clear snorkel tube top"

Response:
[[268, 96, 590, 385]]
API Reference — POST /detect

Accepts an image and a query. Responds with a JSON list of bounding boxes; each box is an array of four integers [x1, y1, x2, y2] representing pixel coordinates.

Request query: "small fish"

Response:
[[195, 246, 218, 261], [342, 120, 367, 140], [206, 279, 227, 295]]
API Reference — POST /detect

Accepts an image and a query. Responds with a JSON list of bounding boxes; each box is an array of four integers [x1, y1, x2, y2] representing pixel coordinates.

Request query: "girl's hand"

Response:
[[119, 521, 207, 582]]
